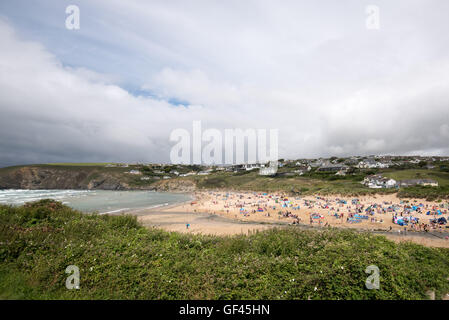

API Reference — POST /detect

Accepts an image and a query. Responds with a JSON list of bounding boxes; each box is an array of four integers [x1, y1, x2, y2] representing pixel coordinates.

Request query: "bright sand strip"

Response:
[[136, 191, 449, 247], [138, 211, 273, 236]]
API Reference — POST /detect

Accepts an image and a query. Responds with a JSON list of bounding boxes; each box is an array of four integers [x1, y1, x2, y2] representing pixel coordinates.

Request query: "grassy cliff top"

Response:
[[1, 200, 449, 299]]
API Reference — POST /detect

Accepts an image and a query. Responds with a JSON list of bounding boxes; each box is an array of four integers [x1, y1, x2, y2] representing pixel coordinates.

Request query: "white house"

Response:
[[363, 175, 397, 188], [180, 171, 197, 177], [244, 163, 261, 171], [259, 161, 278, 176]]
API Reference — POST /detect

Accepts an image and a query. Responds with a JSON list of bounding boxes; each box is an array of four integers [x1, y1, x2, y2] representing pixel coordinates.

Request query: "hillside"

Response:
[[1, 164, 449, 199], [0, 164, 196, 192], [1, 200, 449, 299]]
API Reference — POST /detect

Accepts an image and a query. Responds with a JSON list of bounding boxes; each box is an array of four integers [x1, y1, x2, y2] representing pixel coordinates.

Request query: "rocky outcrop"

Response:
[[0, 165, 198, 192], [0, 166, 131, 190], [150, 179, 197, 192]]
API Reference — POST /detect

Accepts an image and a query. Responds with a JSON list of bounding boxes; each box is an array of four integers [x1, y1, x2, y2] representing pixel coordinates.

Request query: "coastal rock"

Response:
[[0, 165, 197, 191]]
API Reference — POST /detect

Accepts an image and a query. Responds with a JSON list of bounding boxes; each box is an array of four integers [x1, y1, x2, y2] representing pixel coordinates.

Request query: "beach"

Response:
[[137, 191, 449, 248]]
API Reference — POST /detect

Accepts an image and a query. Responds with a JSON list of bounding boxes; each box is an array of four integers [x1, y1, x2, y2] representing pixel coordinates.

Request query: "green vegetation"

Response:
[[383, 169, 449, 187], [1, 200, 449, 299], [190, 168, 449, 199], [398, 186, 449, 201], [192, 171, 391, 196], [1, 163, 449, 198]]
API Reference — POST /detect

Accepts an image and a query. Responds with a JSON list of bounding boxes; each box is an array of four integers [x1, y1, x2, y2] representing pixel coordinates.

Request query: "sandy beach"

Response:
[[136, 191, 449, 248]]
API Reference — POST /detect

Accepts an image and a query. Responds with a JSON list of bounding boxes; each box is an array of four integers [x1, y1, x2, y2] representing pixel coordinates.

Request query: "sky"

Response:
[[0, 0, 449, 167]]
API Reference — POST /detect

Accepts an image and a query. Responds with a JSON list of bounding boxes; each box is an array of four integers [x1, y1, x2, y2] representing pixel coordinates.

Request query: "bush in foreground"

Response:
[[1, 200, 449, 299]]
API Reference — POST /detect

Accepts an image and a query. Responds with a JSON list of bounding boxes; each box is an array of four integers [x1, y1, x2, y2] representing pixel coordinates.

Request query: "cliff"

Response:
[[0, 165, 131, 190]]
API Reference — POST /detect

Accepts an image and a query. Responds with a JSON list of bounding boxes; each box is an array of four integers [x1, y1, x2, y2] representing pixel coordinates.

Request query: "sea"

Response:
[[0, 189, 191, 214]]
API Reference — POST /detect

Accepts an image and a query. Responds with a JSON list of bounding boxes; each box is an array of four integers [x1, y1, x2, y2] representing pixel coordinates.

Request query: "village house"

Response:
[[259, 161, 278, 176], [179, 171, 197, 177], [344, 158, 359, 166], [310, 159, 325, 168], [316, 163, 349, 172], [363, 175, 397, 189], [294, 166, 311, 176], [398, 179, 439, 187], [243, 163, 262, 171], [357, 158, 389, 169]]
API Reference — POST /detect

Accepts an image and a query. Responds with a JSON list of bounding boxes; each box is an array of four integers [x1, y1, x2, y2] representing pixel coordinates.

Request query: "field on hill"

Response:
[[383, 169, 449, 187], [1, 200, 449, 299]]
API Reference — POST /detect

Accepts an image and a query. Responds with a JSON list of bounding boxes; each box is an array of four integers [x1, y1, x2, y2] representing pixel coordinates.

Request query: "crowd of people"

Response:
[[188, 191, 449, 234]]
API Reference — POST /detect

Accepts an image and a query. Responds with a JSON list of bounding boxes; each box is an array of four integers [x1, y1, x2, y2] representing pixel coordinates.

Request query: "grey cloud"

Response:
[[1, 1, 449, 166]]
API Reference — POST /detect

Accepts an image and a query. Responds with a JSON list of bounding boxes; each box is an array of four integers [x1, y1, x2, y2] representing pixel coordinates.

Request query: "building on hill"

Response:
[[398, 179, 438, 187], [259, 161, 278, 176], [363, 175, 397, 188], [357, 158, 390, 169], [179, 172, 196, 177], [335, 170, 346, 176], [317, 163, 349, 172], [308, 159, 325, 168], [243, 163, 261, 171], [294, 166, 311, 175]]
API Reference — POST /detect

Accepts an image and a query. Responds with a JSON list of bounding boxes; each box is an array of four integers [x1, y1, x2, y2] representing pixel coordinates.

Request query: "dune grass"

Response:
[[1, 200, 449, 300]]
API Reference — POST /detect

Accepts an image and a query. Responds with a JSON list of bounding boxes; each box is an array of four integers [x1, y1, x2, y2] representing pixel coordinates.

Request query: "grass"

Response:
[[1, 164, 449, 199], [192, 171, 390, 196], [381, 169, 449, 200], [1, 200, 449, 300], [398, 186, 449, 201], [383, 169, 449, 187]]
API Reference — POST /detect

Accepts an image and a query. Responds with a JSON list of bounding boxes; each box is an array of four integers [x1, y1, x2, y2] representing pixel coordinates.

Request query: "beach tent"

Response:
[[438, 217, 447, 225]]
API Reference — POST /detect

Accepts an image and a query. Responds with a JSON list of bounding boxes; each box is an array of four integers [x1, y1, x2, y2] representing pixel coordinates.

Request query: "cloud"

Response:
[[0, 1, 449, 166]]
